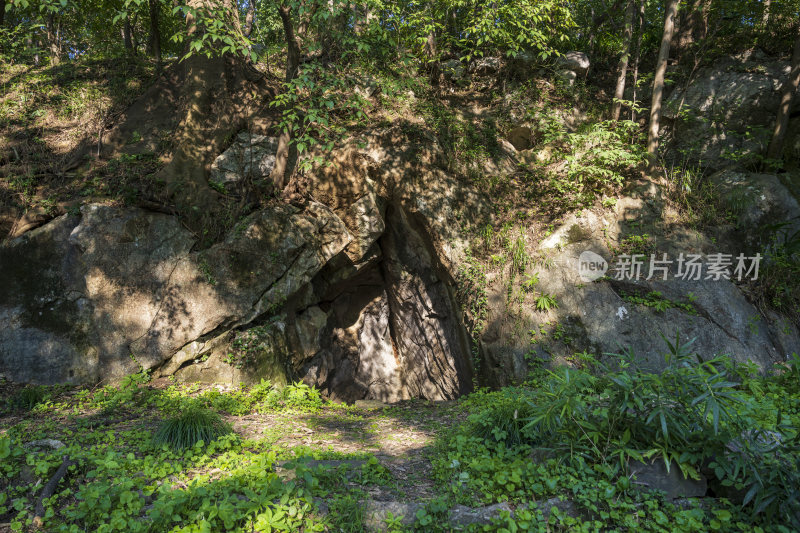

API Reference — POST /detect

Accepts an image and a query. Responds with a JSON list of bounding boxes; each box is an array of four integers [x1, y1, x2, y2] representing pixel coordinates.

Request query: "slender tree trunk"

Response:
[[278, 4, 301, 82], [612, 0, 636, 120], [131, 14, 140, 54], [269, 2, 305, 190], [0, 3, 5, 27], [631, 0, 645, 121], [244, 0, 255, 37], [123, 17, 134, 55], [424, 2, 439, 86], [148, 0, 162, 65], [767, 28, 800, 160], [762, 0, 771, 26], [46, 14, 61, 65], [647, 0, 679, 171]]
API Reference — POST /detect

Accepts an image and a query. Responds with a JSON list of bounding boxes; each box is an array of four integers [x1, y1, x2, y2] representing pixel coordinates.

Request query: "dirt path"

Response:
[[227, 400, 463, 502]]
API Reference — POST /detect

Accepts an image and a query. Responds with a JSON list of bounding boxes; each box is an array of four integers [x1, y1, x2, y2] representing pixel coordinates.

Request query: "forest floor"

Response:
[[0, 378, 475, 532], [3, 357, 799, 532]]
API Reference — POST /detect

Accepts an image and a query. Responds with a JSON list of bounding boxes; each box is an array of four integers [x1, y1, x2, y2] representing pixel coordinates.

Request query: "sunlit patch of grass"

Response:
[[152, 405, 233, 451]]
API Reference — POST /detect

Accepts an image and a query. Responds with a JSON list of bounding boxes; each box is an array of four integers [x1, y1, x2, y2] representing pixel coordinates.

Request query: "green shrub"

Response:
[[466, 388, 537, 447], [152, 406, 232, 451], [521, 335, 741, 471], [282, 382, 323, 412], [8, 385, 49, 411]]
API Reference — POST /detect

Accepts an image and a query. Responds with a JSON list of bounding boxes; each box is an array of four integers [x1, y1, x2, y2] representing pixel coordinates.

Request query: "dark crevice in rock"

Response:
[[288, 201, 473, 403]]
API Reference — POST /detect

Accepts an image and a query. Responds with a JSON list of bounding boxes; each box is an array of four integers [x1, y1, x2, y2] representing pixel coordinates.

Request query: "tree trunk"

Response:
[[244, 0, 255, 37], [131, 14, 140, 54], [148, 0, 162, 65], [767, 28, 800, 160], [612, 0, 636, 120], [269, 2, 305, 191], [46, 14, 61, 65], [762, 0, 771, 27], [123, 17, 134, 55], [424, 2, 440, 87], [155, 0, 250, 210], [647, 0, 679, 171], [0, 3, 5, 27], [631, 0, 645, 121]]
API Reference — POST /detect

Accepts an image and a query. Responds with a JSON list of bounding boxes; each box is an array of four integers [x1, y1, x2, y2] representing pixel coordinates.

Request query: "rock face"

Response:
[[469, 57, 502, 76], [0, 214, 95, 384], [555, 69, 578, 87], [0, 202, 351, 384], [710, 169, 800, 245], [629, 459, 708, 500], [663, 51, 799, 169], [3, 122, 799, 401], [480, 198, 800, 387], [0, 129, 478, 402]]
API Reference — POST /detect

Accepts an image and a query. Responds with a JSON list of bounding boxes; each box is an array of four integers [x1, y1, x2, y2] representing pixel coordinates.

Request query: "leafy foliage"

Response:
[[559, 119, 646, 194], [436, 334, 800, 529], [7, 385, 50, 411]]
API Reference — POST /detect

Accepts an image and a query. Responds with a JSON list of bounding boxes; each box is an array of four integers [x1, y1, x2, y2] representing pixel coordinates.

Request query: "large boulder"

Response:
[[710, 169, 800, 246], [162, 129, 482, 401], [0, 202, 352, 384], [663, 50, 799, 170], [556, 51, 590, 76]]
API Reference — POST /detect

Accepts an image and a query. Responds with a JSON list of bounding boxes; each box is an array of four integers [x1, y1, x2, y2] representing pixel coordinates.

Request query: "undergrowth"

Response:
[[433, 334, 800, 531]]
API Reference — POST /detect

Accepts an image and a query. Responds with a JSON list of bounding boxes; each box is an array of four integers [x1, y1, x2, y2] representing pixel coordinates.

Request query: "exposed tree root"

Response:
[[33, 455, 76, 527]]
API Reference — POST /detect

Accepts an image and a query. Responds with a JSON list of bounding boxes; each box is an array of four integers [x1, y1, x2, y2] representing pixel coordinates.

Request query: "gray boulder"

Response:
[[710, 169, 800, 245], [556, 51, 590, 75], [629, 459, 708, 500], [469, 57, 502, 76], [210, 132, 278, 187], [555, 69, 577, 87], [663, 51, 799, 170], [480, 204, 800, 387]]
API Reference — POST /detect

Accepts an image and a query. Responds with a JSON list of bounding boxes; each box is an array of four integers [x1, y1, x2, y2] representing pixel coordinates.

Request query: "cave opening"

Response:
[[289, 203, 475, 403]]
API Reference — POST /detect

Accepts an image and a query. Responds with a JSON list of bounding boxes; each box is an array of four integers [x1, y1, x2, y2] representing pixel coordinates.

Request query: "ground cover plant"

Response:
[[1, 337, 799, 532]]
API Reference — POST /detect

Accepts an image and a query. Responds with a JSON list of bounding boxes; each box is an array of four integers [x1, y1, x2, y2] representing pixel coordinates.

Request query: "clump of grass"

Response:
[[152, 405, 232, 451], [9, 385, 49, 411], [326, 493, 365, 532]]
